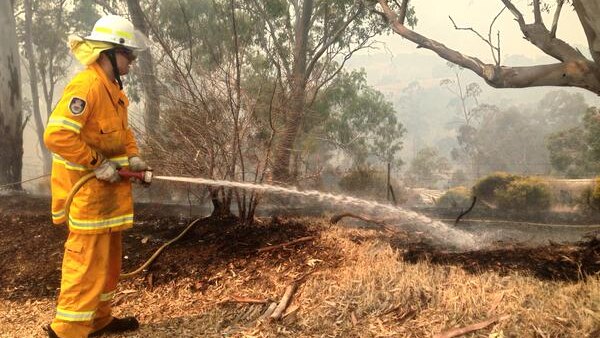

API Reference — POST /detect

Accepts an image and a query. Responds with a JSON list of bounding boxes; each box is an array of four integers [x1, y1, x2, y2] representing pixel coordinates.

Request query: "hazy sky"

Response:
[[366, 1, 587, 63]]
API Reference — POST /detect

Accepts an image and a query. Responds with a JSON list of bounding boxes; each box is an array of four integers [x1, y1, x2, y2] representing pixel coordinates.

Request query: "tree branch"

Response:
[[550, 0, 565, 37], [376, 0, 600, 94], [449, 15, 500, 65], [397, 0, 409, 25], [249, 0, 292, 78], [305, 5, 362, 82], [500, 0, 526, 27], [532, 0, 543, 25], [572, 0, 600, 65], [488, 6, 506, 65], [93, 0, 119, 15], [500, 0, 584, 62]]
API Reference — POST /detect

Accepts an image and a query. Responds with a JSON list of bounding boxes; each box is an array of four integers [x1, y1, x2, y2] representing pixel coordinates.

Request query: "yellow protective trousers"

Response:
[[51, 231, 122, 338]]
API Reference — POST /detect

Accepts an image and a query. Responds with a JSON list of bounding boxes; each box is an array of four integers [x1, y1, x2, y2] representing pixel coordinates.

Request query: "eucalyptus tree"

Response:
[[244, 0, 397, 182], [0, 0, 24, 187], [320, 69, 406, 169], [405, 147, 450, 189], [547, 107, 600, 177], [16, 0, 98, 173], [440, 64, 485, 178], [371, 0, 600, 96]]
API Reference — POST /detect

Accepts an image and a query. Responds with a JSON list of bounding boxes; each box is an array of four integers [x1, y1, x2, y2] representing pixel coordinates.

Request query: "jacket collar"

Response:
[[89, 62, 127, 107]]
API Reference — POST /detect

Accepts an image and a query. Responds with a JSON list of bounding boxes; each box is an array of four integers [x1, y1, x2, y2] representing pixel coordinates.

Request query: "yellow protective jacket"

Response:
[[44, 63, 139, 234]]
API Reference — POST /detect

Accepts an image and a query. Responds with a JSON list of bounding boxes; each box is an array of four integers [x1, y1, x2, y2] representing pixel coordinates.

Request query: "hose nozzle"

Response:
[[118, 169, 153, 184]]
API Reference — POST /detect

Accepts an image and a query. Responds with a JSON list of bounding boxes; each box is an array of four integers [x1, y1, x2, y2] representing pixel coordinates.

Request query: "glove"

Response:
[[128, 156, 151, 172], [94, 160, 121, 183]]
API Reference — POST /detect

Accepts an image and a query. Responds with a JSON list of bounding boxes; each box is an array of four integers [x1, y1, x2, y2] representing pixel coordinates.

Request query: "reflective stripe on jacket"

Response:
[[44, 63, 139, 234]]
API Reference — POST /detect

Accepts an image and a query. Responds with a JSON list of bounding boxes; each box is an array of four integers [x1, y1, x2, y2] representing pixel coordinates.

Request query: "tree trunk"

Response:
[[24, 0, 51, 174], [0, 0, 24, 187], [126, 0, 160, 140], [209, 188, 232, 218], [272, 0, 313, 182]]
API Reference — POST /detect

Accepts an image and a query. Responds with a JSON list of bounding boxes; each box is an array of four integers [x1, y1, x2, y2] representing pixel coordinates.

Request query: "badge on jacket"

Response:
[[68, 97, 87, 115]]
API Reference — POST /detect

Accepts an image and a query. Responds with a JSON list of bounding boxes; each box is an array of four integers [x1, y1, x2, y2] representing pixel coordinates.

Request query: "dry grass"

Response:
[[1, 220, 599, 337], [292, 227, 599, 337]]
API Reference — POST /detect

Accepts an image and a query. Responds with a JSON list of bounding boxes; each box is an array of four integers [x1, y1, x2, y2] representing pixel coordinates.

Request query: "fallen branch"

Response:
[[259, 302, 278, 320], [433, 314, 510, 338], [330, 212, 392, 231], [257, 236, 315, 253], [229, 295, 270, 304], [270, 283, 298, 321]]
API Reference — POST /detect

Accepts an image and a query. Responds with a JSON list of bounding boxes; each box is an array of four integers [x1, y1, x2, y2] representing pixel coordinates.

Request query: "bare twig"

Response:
[[257, 236, 315, 253], [330, 212, 392, 232], [449, 12, 503, 66], [433, 314, 510, 338], [229, 295, 270, 304], [455, 196, 477, 226]]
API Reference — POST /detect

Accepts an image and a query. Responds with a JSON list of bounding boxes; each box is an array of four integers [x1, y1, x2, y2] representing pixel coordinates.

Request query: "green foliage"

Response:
[[157, 0, 261, 70], [404, 147, 450, 188], [319, 69, 406, 168], [547, 127, 595, 177], [472, 172, 518, 203], [338, 167, 391, 200], [584, 107, 600, 161], [495, 177, 552, 211], [15, 0, 99, 107], [547, 107, 600, 177], [436, 186, 472, 208]]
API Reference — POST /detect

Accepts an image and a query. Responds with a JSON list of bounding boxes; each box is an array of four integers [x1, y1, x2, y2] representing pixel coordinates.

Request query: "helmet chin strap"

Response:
[[106, 49, 123, 90]]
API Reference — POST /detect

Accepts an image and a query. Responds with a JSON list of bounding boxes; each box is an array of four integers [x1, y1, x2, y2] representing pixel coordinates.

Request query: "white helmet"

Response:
[[85, 15, 148, 51]]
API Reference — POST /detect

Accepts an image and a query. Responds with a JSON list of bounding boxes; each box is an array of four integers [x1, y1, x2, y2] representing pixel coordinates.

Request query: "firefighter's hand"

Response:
[[94, 160, 121, 183], [129, 156, 151, 172]]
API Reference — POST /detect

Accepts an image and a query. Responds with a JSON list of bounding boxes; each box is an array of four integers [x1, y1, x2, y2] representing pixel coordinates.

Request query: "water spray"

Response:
[[149, 174, 479, 250], [63, 170, 479, 278]]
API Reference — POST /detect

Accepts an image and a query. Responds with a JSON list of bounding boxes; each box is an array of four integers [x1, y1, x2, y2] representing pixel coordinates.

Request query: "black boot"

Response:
[[44, 325, 59, 338], [89, 316, 139, 337]]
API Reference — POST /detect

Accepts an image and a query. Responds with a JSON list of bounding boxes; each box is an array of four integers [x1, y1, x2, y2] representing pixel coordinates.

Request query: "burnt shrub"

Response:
[[495, 177, 552, 211], [472, 172, 519, 204]]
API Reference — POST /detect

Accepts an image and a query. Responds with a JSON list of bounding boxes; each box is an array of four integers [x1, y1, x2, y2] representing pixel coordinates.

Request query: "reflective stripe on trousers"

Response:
[[51, 231, 122, 338]]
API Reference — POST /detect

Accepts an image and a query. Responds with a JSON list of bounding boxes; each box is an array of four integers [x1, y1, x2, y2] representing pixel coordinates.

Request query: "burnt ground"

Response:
[[0, 194, 337, 302], [0, 193, 599, 303]]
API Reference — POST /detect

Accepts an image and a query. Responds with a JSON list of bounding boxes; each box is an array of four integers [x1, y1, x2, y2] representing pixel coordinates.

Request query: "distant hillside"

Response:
[[346, 52, 600, 164]]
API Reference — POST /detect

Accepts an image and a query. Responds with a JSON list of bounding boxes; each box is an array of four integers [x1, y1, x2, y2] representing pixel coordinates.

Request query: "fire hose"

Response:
[[63, 169, 201, 279]]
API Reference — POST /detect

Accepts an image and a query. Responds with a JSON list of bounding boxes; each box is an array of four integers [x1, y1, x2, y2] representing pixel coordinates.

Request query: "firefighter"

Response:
[[43, 15, 151, 338]]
